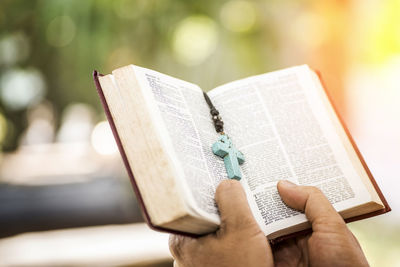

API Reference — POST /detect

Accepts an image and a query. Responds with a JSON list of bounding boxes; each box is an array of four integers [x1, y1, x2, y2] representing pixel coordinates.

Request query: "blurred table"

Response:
[[0, 223, 173, 267]]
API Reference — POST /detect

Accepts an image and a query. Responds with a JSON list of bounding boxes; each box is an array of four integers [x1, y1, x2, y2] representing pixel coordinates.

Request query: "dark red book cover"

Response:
[[93, 69, 390, 244]]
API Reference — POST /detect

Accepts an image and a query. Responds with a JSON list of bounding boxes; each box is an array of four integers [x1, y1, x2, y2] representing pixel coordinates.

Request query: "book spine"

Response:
[[93, 70, 201, 238]]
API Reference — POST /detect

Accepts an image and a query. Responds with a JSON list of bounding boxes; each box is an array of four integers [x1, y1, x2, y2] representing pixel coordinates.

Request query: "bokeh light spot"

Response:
[[220, 0, 257, 33], [0, 32, 30, 66], [0, 68, 46, 111], [172, 15, 218, 66], [91, 121, 118, 155], [46, 15, 76, 47]]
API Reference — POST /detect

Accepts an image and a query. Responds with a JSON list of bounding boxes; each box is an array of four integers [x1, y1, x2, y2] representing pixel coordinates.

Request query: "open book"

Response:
[[93, 64, 390, 242]]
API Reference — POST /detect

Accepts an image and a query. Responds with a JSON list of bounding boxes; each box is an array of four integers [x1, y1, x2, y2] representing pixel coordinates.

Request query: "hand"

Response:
[[273, 180, 369, 267], [169, 179, 273, 267], [169, 180, 369, 267]]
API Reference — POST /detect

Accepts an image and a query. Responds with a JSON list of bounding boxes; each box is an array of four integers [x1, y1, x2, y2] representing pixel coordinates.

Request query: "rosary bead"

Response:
[[215, 121, 224, 127], [210, 108, 219, 116]]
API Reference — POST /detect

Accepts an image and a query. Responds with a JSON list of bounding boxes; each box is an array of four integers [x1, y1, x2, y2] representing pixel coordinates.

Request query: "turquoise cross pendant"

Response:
[[212, 134, 245, 180]]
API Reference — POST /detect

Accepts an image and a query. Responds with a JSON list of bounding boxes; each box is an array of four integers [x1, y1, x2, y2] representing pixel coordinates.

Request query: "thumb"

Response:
[[215, 180, 259, 232], [277, 180, 345, 228]]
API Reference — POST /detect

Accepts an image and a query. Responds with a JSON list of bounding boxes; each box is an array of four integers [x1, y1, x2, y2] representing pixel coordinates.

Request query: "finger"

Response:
[[277, 180, 344, 227], [168, 235, 181, 260], [169, 234, 195, 261], [215, 180, 258, 231], [272, 239, 300, 266], [296, 235, 310, 266]]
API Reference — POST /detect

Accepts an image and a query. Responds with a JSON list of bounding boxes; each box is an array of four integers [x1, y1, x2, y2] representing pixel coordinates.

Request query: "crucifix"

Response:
[[212, 134, 244, 180], [203, 92, 245, 180]]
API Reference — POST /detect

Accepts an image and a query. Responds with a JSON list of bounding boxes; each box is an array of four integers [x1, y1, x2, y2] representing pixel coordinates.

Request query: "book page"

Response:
[[132, 66, 222, 223], [208, 65, 373, 235]]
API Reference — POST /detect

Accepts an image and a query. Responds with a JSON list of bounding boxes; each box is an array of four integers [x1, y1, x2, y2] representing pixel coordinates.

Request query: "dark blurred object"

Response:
[[0, 176, 143, 238], [0, 142, 144, 238]]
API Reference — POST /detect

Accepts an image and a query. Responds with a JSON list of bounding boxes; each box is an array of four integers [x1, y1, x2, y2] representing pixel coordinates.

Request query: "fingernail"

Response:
[[279, 180, 297, 188]]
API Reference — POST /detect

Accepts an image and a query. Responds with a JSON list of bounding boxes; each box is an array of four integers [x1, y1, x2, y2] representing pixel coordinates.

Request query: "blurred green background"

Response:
[[0, 0, 399, 266], [0, 0, 285, 151]]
